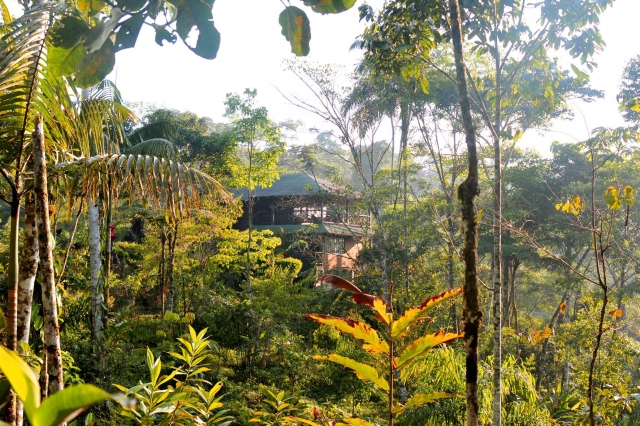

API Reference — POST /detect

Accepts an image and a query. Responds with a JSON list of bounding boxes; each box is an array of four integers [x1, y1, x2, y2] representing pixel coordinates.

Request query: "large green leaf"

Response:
[[392, 288, 462, 337], [394, 331, 463, 370], [48, 44, 87, 76], [114, 15, 145, 51], [0, 346, 40, 423], [175, 0, 221, 59], [51, 16, 90, 49], [279, 6, 310, 56], [314, 354, 389, 391], [32, 385, 112, 426], [83, 7, 125, 53], [304, 314, 389, 354], [75, 38, 116, 88], [393, 392, 458, 414], [302, 0, 356, 14]]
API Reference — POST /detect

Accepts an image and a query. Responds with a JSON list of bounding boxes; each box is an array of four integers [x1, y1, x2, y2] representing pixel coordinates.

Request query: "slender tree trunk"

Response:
[[167, 224, 177, 312], [399, 105, 410, 291], [491, 12, 503, 422], [449, 1, 482, 423], [159, 232, 166, 315], [102, 183, 113, 326], [588, 285, 608, 426], [55, 203, 82, 288], [14, 191, 38, 426], [502, 256, 510, 322], [16, 192, 38, 347], [33, 116, 64, 395], [447, 217, 459, 333], [88, 193, 103, 342], [246, 156, 254, 302]]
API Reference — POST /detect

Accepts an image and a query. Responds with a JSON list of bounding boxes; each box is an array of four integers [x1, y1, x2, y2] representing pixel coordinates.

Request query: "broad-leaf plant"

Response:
[[303, 274, 463, 426]]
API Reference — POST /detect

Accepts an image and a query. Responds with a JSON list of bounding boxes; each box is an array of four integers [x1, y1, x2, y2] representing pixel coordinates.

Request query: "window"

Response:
[[323, 236, 345, 254]]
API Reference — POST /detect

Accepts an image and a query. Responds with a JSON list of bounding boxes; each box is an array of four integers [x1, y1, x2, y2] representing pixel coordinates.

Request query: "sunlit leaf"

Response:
[[394, 331, 463, 369], [605, 186, 622, 210], [336, 419, 376, 426], [32, 385, 113, 426], [0, 346, 40, 423], [313, 354, 389, 391], [303, 314, 389, 354], [393, 392, 458, 414], [49, 44, 87, 77], [392, 288, 462, 337]]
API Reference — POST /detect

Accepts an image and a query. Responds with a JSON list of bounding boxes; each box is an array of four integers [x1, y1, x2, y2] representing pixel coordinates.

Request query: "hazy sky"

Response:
[[7, 0, 640, 153]]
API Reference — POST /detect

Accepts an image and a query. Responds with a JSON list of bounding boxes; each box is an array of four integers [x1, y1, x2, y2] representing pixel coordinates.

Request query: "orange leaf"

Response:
[[392, 288, 462, 337], [303, 314, 389, 354], [609, 308, 622, 319], [559, 302, 567, 314]]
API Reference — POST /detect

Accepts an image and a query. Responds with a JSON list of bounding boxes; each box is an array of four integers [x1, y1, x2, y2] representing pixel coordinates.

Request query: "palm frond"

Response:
[[0, 3, 75, 165], [124, 138, 178, 159], [127, 117, 178, 144], [58, 154, 231, 219]]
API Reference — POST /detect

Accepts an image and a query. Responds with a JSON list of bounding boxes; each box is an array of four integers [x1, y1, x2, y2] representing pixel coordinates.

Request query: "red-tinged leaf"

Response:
[[393, 392, 459, 414], [394, 331, 463, 370], [316, 274, 363, 293], [303, 314, 389, 354], [313, 354, 389, 391], [559, 302, 567, 314], [392, 288, 462, 337]]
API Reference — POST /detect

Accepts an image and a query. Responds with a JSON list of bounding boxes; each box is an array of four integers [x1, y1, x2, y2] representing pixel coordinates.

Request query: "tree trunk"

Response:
[[33, 116, 64, 395], [449, 1, 482, 424], [447, 217, 459, 333], [88, 193, 103, 342], [491, 15, 504, 423], [14, 191, 39, 426], [159, 231, 166, 315], [16, 192, 39, 347], [167, 224, 177, 312], [102, 184, 113, 327]]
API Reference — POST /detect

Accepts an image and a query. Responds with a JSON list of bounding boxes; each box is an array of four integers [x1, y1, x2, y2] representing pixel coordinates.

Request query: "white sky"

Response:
[[7, 0, 640, 154]]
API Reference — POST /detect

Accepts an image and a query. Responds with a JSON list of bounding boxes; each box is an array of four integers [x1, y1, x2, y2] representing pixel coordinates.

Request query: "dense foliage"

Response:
[[1, 0, 640, 425]]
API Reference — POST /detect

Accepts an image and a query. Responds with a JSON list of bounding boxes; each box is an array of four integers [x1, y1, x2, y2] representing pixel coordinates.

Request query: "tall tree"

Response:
[[223, 89, 285, 302]]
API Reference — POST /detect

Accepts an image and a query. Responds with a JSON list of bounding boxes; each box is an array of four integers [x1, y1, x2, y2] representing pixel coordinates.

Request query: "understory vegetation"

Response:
[[1, 0, 640, 425]]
